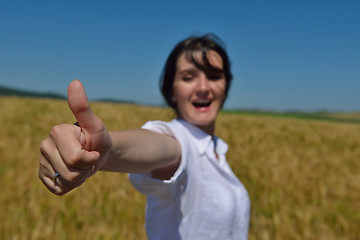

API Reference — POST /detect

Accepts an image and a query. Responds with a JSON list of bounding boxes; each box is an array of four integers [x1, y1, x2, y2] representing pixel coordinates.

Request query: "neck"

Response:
[[197, 123, 215, 137], [175, 115, 216, 136]]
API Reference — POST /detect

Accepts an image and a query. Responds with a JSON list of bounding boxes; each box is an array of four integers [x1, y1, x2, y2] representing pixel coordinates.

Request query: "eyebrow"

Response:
[[176, 68, 199, 76], [176, 67, 225, 77]]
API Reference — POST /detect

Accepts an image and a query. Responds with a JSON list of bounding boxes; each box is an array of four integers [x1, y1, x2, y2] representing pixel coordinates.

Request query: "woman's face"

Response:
[[172, 50, 226, 135]]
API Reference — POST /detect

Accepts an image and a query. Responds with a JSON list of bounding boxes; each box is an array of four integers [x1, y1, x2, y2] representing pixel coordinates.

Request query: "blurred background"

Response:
[[1, 0, 359, 111], [1, 1, 359, 239]]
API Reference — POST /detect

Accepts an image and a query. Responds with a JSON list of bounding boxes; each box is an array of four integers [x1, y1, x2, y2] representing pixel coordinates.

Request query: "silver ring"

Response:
[[52, 172, 59, 182]]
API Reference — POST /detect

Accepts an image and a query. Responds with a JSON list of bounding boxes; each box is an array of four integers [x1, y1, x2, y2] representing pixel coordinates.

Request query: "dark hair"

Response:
[[160, 33, 233, 110]]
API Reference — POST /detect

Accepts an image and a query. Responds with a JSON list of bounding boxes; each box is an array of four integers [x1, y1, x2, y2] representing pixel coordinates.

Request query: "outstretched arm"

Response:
[[102, 129, 180, 174], [38, 80, 180, 195]]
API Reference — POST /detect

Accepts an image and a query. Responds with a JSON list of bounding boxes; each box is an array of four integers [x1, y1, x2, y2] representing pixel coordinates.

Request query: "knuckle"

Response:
[[39, 138, 50, 154], [66, 150, 96, 168], [38, 171, 46, 183], [49, 125, 60, 137], [38, 164, 46, 179], [49, 124, 68, 138], [66, 151, 83, 167]]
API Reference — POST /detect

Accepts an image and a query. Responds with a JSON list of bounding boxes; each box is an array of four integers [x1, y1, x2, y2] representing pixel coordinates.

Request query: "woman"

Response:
[[38, 34, 250, 239]]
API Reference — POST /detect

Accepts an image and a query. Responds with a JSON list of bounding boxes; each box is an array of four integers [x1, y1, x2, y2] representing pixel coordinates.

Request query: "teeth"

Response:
[[194, 100, 210, 104], [193, 100, 211, 108]]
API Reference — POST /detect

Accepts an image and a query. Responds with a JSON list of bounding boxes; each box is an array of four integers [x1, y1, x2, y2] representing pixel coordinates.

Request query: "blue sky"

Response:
[[1, 0, 359, 111]]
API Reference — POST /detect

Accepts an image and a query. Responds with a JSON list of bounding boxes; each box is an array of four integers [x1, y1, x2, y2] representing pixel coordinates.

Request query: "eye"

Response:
[[207, 74, 223, 81], [181, 75, 194, 81]]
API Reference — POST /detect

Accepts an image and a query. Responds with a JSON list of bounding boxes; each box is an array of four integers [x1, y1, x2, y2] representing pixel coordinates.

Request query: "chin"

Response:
[[178, 103, 220, 127], [188, 114, 217, 127]]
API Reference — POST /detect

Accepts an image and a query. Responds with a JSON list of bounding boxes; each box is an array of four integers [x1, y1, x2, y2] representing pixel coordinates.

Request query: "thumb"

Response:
[[67, 79, 101, 132]]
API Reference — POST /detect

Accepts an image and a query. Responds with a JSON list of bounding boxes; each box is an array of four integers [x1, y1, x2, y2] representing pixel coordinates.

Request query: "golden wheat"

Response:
[[0, 96, 359, 240]]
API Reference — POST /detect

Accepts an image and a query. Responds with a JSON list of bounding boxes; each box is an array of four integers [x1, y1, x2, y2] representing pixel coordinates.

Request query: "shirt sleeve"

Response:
[[128, 120, 186, 196]]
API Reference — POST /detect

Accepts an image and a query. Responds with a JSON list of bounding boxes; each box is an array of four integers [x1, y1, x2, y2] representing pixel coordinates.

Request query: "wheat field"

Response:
[[0, 96, 359, 240]]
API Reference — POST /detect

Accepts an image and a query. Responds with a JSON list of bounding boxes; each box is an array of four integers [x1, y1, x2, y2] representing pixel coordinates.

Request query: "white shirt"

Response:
[[129, 119, 250, 240]]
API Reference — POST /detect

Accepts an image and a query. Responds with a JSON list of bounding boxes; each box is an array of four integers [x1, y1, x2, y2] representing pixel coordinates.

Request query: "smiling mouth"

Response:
[[193, 100, 212, 108]]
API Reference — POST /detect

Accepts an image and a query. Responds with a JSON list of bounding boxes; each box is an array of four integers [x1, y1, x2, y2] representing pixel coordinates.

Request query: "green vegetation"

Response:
[[0, 85, 65, 99], [223, 109, 360, 124], [1, 96, 359, 239]]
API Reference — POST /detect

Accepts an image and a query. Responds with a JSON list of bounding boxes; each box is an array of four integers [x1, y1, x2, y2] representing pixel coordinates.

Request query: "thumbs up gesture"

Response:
[[38, 80, 112, 195]]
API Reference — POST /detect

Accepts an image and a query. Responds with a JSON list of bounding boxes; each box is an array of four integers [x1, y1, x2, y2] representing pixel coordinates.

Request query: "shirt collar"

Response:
[[213, 135, 229, 155], [175, 119, 228, 155]]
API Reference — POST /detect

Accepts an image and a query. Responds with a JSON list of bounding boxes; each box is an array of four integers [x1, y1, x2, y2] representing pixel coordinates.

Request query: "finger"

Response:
[[38, 153, 76, 195], [39, 154, 63, 195], [39, 144, 91, 195], [51, 171, 85, 196], [67, 79, 103, 134], [40, 169, 84, 196], [40, 135, 95, 179], [49, 124, 100, 169]]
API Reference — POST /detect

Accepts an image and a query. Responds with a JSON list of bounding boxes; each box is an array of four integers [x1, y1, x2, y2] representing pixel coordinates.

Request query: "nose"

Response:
[[195, 74, 210, 96]]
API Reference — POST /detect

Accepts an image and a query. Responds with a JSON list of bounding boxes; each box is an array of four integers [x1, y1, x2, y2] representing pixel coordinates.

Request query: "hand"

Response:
[[38, 80, 112, 195]]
